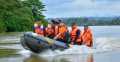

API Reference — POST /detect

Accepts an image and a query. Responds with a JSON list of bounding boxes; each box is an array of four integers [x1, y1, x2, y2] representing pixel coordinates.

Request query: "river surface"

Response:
[[0, 26, 120, 62]]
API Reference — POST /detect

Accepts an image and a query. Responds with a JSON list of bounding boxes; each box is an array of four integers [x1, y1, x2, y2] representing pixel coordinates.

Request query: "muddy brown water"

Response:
[[0, 26, 120, 62]]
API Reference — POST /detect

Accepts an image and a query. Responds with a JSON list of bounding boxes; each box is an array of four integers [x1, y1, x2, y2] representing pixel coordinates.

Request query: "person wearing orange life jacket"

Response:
[[45, 23, 54, 38], [70, 22, 82, 45], [82, 25, 93, 47], [51, 19, 59, 37], [54, 22, 68, 43], [34, 21, 44, 36]]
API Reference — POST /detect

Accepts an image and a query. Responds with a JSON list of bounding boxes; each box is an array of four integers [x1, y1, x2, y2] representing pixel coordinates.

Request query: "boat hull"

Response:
[[20, 32, 69, 53]]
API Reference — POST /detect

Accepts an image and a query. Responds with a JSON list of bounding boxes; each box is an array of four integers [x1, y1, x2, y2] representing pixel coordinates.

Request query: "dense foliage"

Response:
[[0, 0, 45, 32]]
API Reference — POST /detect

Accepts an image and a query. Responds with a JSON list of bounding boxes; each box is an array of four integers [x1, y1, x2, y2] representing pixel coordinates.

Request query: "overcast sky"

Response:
[[42, 0, 120, 18]]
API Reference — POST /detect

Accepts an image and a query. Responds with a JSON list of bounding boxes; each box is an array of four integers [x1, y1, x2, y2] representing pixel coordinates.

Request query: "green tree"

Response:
[[22, 0, 45, 20], [0, 0, 45, 32]]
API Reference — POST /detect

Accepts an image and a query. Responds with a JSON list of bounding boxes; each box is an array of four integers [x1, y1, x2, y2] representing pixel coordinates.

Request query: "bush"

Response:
[[0, 20, 6, 33], [0, 0, 45, 32]]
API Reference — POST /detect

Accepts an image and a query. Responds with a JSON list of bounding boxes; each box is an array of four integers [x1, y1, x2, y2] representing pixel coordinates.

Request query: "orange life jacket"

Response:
[[45, 27, 54, 36], [70, 28, 82, 43], [57, 26, 67, 40], [82, 28, 93, 47], [35, 26, 44, 36]]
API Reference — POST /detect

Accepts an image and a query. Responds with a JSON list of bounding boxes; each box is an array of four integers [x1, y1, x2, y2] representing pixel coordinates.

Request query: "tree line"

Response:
[[48, 17, 120, 26]]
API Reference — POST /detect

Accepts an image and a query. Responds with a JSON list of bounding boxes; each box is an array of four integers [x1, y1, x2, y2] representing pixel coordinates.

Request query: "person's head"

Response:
[[58, 19, 62, 23], [71, 22, 77, 29], [47, 23, 52, 28], [84, 25, 89, 31], [59, 22, 65, 27], [34, 21, 41, 27], [51, 19, 59, 25], [51, 19, 55, 25]]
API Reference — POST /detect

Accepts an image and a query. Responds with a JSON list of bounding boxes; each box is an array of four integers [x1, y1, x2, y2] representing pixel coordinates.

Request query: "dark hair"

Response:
[[72, 22, 77, 26], [58, 19, 62, 23], [51, 19, 56, 24], [84, 24, 88, 27], [51, 19, 59, 24]]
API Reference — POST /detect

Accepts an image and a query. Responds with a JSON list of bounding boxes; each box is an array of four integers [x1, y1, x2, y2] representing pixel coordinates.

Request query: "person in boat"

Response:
[[81, 25, 93, 47], [51, 19, 60, 37], [54, 21, 68, 43], [45, 23, 54, 38], [70, 22, 82, 45], [34, 21, 44, 36]]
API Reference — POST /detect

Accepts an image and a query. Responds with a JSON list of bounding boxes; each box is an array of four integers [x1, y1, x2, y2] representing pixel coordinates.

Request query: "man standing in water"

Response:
[[82, 25, 93, 47], [54, 22, 68, 43], [70, 22, 82, 45]]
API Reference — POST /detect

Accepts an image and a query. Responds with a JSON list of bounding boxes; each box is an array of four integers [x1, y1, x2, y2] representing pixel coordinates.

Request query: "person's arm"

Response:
[[90, 29, 93, 42], [86, 29, 93, 47], [54, 33, 61, 39]]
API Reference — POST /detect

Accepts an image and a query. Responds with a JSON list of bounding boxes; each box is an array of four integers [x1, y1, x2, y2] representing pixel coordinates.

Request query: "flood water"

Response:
[[0, 26, 120, 62]]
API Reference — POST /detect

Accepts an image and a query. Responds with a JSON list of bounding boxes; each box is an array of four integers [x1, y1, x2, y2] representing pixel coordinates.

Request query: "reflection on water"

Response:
[[23, 54, 48, 62], [23, 53, 94, 62], [86, 53, 93, 62]]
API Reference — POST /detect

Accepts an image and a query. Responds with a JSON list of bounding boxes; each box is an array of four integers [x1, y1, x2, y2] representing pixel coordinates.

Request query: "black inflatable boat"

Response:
[[20, 32, 69, 53]]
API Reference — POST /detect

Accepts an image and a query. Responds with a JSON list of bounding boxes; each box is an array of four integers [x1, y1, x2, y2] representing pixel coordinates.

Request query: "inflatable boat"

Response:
[[20, 32, 69, 53]]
